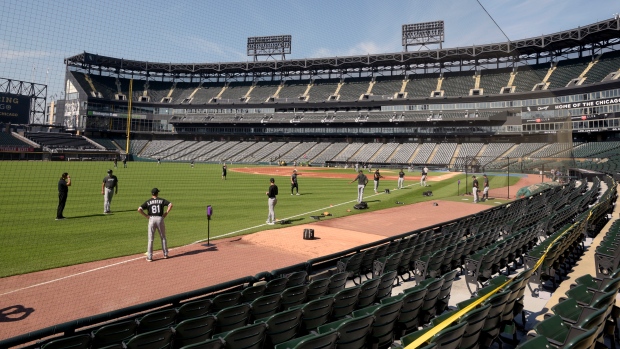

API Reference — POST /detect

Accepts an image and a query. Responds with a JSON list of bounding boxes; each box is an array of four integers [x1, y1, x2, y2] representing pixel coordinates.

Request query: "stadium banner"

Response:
[[0, 93, 30, 124], [0, 145, 34, 152], [522, 97, 620, 112]]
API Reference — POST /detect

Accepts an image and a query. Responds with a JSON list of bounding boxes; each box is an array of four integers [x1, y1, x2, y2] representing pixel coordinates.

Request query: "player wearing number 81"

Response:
[[138, 188, 172, 262]]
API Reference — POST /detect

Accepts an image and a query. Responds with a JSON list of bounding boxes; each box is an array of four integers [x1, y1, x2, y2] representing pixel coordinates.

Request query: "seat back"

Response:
[[457, 303, 491, 349], [173, 315, 217, 349], [327, 272, 349, 295], [220, 323, 268, 349], [280, 285, 308, 310], [431, 321, 468, 349], [178, 299, 213, 322], [367, 299, 404, 349], [300, 296, 335, 331], [419, 278, 444, 323], [357, 278, 381, 309], [514, 335, 552, 348], [562, 327, 597, 349], [436, 270, 459, 314], [91, 319, 138, 348], [306, 278, 330, 301], [124, 328, 174, 349], [360, 248, 378, 275], [265, 278, 290, 295], [533, 315, 570, 344], [241, 285, 267, 303], [274, 330, 339, 349], [332, 286, 361, 320], [328, 314, 375, 349], [212, 291, 243, 312], [137, 308, 178, 333], [40, 334, 91, 349], [286, 271, 309, 288], [393, 286, 427, 331], [178, 338, 224, 349], [262, 308, 303, 346], [250, 293, 282, 321], [215, 304, 252, 334], [376, 270, 398, 300]]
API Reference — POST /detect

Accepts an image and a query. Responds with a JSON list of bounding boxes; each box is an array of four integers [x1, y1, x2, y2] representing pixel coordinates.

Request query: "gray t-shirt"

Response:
[[354, 173, 368, 185]]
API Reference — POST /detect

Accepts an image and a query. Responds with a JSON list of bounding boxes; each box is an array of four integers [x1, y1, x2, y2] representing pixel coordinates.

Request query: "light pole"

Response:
[[506, 156, 510, 199]]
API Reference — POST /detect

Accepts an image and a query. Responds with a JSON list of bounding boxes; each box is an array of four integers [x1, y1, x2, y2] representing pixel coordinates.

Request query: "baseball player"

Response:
[[373, 169, 384, 193], [472, 175, 479, 203], [482, 174, 490, 201], [138, 188, 172, 261], [222, 163, 227, 180], [291, 169, 301, 195], [56, 172, 71, 220], [123, 157, 127, 168], [101, 169, 118, 214], [397, 168, 405, 189], [266, 178, 278, 225], [421, 166, 429, 187], [349, 170, 369, 203]]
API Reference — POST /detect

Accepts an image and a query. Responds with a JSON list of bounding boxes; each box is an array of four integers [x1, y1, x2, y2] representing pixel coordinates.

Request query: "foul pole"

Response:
[[125, 79, 133, 154]]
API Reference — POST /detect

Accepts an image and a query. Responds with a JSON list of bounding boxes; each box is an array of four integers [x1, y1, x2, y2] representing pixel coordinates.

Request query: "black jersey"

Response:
[[267, 185, 278, 198], [472, 179, 479, 188], [483, 177, 489, 188], [58, 179, 69, 194], [398, 171, 405, 178], [140, 198, 171, 216], [291, 173, 298, 184], [374, 172, 381, 181], [103, 175, 118, 189]]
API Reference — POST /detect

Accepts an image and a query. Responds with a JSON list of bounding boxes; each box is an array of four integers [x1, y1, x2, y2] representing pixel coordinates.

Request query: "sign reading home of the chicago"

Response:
[[0, 93, 31, 124]]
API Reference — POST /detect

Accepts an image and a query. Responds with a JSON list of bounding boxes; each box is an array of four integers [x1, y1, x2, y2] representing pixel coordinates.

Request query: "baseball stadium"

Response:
[[1, 1, 620, 348]]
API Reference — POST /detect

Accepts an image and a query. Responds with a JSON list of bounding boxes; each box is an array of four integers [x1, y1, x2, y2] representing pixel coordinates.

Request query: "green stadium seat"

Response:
[[280, 285, 308, 309], [173, 315, 217, 349], [40, 334, 91, 349], [514, 335, 552, 349], [136, 308, 178, 333], [296, 296, 335, 332], [91, 319, 138, 349], [317, 314, 375, 349], [214, 304, 251, 334], [255, 308, 303, 347], [387, 285, 427, 335], [241, 285, 266, 303], [355, 277, 381, 309], [274, 330, 339, 349], [178, 338, 224, 349], [305, 278, 330, 301], [212, 291, 243, 312], [177, 299, 213, 322], [400, 321, 467, 349], [331, 285, 361, 320], [326, 272, 348, 295], [123, 328, 174, 349], [249, 294, 281, 321], [376, 270, 398, 301], [285, 271, 308, 288], [351, 298, 404, 349], [337, 252, 365, 285], [265, 278, 289, 295], [213, 323, 267, 349]]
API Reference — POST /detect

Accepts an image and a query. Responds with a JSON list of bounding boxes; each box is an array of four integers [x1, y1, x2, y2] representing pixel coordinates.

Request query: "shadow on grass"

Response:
[[67, 209, 137, 219]]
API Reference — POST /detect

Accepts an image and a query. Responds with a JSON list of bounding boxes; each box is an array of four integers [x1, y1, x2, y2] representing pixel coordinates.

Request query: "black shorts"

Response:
[[291, 183, 298, 188]]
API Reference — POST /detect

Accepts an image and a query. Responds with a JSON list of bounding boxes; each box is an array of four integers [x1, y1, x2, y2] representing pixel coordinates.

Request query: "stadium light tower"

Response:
[[402, 21, 444, 51], [247, 35, 292, 61]]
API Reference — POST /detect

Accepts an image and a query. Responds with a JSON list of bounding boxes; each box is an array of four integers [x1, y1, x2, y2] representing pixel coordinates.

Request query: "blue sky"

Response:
[[0, 0, 618, 99]]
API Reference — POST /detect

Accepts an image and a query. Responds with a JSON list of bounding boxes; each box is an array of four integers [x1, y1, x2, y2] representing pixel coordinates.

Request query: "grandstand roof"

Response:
[[65, 17, 620, 75]]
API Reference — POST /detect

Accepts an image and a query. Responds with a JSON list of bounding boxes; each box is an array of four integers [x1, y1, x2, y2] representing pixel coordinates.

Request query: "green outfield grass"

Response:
[[0, 161, 519, 277]]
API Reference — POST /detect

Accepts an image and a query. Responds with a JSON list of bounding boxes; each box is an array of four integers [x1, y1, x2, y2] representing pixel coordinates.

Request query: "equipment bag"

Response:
[[354, 202, 368, 210]]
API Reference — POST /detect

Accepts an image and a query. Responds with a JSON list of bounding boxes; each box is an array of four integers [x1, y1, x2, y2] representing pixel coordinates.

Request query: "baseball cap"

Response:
[[151, 188, 160, 194], [269, 178, 275, 183], [107, 169, 113, 174], [293, 169, 297, 172]]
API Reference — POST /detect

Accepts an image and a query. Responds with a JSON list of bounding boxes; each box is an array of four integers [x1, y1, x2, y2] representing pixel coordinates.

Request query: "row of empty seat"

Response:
[[69, 52, 620, 104]]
